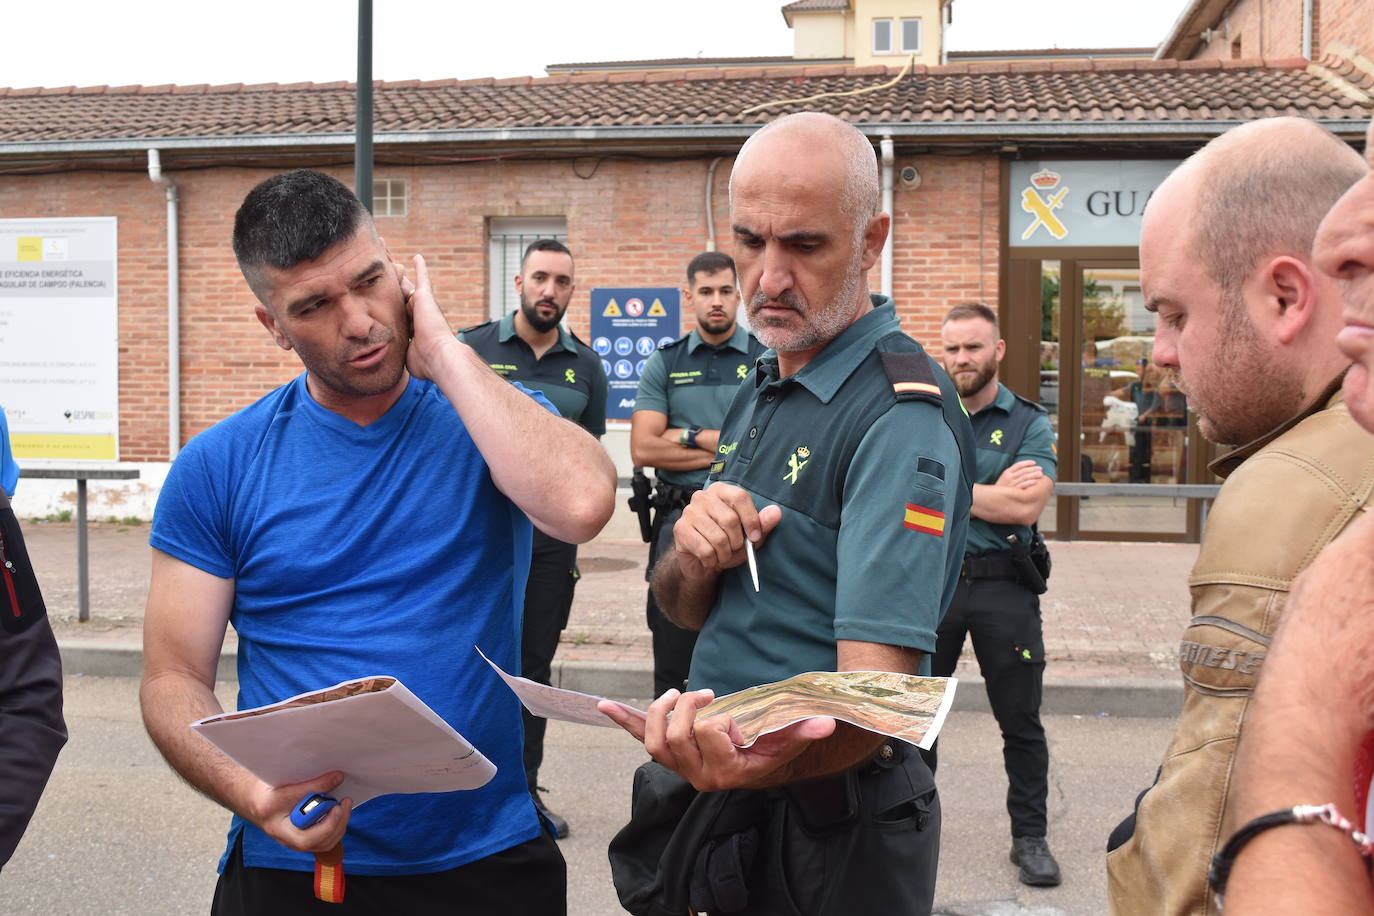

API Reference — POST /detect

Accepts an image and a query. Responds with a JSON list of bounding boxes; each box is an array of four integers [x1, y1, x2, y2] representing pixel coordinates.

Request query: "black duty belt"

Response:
[[651, 482, 697, 512], [961, 552, 1020, 580]]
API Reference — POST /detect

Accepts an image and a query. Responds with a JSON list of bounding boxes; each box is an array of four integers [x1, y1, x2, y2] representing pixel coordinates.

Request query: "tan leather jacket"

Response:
[[1106, 385, 1374, 915]]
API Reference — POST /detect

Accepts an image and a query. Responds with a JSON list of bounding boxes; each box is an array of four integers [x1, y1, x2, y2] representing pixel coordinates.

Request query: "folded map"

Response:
[[479, 648, 956, 750]]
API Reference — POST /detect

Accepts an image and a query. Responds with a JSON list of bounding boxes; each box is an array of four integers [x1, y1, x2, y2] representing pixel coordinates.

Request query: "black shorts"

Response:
[[211, 831, 567, 916]]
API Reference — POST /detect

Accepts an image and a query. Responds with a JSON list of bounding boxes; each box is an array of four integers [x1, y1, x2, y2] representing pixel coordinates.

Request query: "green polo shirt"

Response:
[[965, 384, 1057, 555], [688, 299, 974, 695], [460, 313, 608, 436], [632, 325, 764, 489]]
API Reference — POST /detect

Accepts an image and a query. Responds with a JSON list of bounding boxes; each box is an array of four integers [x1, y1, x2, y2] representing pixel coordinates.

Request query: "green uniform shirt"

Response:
[[460, 313, 608, 436], [965, 384, 1057, 555], [632, 325, 764, 489], [689, 299, 974, 695]]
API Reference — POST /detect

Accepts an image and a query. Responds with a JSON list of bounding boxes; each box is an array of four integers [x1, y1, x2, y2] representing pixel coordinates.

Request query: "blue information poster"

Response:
[[589, 287, 680, 421]]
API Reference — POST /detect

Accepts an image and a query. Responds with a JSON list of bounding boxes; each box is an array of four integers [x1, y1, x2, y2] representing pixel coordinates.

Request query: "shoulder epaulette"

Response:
[[1009, 391, 1048, 415], [876, 335, 943, 405], [457, 319, 496, 336], [658, 335, 689, 351]]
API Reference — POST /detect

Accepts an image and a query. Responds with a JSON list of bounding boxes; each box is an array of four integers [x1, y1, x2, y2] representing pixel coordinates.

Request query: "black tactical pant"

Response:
[[928, 574, 1048, 838], [521, 530, 579, 794], [213, 830, 567, 915]]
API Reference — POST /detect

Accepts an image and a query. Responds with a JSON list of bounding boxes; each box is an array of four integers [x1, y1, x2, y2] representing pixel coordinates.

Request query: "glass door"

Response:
[[1073, 262, 1191, 536], [1011, 257, 1206, 540]]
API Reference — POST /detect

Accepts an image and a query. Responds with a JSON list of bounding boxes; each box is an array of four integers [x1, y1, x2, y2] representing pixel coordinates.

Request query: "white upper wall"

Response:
[[793, 13, 850, 59], [788, 1, 947, 67]]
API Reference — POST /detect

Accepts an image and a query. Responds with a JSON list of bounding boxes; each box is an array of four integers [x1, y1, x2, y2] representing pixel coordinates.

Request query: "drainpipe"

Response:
[[879, 135, 895, 299], [704, 156, 724, 251], [1302, 0, 1313, 59], [147, 148, 180, 459]]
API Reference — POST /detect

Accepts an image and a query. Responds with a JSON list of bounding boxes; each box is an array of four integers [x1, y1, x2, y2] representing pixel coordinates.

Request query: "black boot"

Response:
[[1010, 836, 1061, 886]]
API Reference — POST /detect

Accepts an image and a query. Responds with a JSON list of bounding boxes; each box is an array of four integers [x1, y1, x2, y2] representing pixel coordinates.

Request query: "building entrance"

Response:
[[1004, 256, 1211, 542]]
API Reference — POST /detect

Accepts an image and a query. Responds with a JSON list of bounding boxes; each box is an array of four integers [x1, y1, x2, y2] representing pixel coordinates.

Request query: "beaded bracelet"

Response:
[[1208, 803, 1374, 908]]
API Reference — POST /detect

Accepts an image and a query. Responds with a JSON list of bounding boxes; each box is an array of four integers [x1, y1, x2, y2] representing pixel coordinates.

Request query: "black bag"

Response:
[[0, 489, 67, 871], [609, 746, 941, 916], [0, 492, 49, 634], [608, 761, 765, 916]]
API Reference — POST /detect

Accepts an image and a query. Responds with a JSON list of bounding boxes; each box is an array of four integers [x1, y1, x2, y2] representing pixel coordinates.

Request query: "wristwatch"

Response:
[[684, 426, 702, 449]]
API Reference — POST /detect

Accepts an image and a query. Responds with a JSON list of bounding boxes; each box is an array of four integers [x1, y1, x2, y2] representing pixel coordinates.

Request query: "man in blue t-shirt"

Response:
[[139, 169, 615, 915]]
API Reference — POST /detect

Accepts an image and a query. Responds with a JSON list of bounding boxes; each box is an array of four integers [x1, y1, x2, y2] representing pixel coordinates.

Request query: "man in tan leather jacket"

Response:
[[1217, 119, 1374, 913], [1105, 117, 1374, 915]]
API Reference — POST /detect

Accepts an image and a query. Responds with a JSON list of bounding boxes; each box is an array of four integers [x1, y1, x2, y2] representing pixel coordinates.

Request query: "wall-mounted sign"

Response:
[[1009, 160, 1181, 248], [590, 287, 679, 421], [0, 217, 119, 460]]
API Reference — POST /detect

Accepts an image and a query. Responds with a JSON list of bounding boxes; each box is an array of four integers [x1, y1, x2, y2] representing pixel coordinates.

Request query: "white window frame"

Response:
[[872, 18, 893, 55], [373, 178, 408, 218], [487, 217, 568, 321], [899, 18, 922, 54]]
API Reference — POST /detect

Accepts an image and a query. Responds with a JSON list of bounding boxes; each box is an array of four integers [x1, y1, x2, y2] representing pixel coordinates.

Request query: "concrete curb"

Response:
[[59, 642, 1184, 718]]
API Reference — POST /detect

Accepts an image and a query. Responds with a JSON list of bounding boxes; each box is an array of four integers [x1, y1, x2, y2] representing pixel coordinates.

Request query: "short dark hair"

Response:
[[521, 238, 573, 270], [232, 170, 370, 281], [943, 302, 999, 328], [686, 251, 736, 286]]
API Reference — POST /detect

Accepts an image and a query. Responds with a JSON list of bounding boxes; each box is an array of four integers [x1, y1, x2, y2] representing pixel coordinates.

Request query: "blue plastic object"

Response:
[[290, 793, 339, 830]]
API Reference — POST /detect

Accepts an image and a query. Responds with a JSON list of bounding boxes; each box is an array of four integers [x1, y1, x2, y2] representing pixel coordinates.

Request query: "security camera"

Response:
[[899, 166, 922, 190]]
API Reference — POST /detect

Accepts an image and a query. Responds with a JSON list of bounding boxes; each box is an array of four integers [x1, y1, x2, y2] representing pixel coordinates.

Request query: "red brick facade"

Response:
[[0, 152, 999, 460], [1188, 0, 1372, 60]]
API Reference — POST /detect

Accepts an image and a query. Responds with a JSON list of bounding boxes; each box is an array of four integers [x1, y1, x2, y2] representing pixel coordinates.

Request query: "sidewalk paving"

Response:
[[29, 519, 1198, 715]]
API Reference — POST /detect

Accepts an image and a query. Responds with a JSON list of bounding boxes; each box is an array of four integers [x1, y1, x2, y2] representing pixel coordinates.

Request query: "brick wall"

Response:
[[1188, 0, 1372, 60], [1319, 0, 1374, 56], [888, 154, 1002, 348], [0, 150, 1001, 460], [1190, 0, 1306, 60]]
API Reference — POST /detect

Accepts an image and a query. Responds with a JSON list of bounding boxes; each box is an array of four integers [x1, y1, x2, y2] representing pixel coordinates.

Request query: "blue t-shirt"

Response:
[[151, 373, 548, 876]]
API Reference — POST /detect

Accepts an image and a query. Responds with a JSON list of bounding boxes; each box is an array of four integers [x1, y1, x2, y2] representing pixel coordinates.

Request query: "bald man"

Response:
[[1214, 119, 1374, 913], [1105, 117, 1374, 915], [601, 112, 974, 914]]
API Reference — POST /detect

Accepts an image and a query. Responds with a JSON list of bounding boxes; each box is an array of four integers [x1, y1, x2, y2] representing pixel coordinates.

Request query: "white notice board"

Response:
[[0, 217, 119, 461]]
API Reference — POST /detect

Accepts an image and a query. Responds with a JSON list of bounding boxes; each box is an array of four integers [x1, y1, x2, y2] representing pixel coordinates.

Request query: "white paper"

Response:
[[192, 676, 495, 806], [477, 647, 645, 729]]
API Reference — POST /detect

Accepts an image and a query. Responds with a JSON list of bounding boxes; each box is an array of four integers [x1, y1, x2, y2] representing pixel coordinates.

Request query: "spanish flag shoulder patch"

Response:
[[903, 503, 945, 537]]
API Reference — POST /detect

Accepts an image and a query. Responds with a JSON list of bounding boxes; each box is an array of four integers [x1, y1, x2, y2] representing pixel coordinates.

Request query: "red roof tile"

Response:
[[0, 58, 1367, 148]]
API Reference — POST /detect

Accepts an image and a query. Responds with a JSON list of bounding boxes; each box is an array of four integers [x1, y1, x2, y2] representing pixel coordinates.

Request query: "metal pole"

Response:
[[76, 478, 89, 622], [356, 0, 373, 212]]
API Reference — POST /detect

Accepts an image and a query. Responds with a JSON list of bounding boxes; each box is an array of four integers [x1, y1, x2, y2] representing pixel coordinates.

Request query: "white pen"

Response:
[[745, 537, 760, 592]]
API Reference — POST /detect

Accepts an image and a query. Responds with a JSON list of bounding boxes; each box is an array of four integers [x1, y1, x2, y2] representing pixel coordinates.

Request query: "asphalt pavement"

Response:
[[30, 520, 1198, 716], [0, 676, 1173, 916], [0, 520, 1203, 913]]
